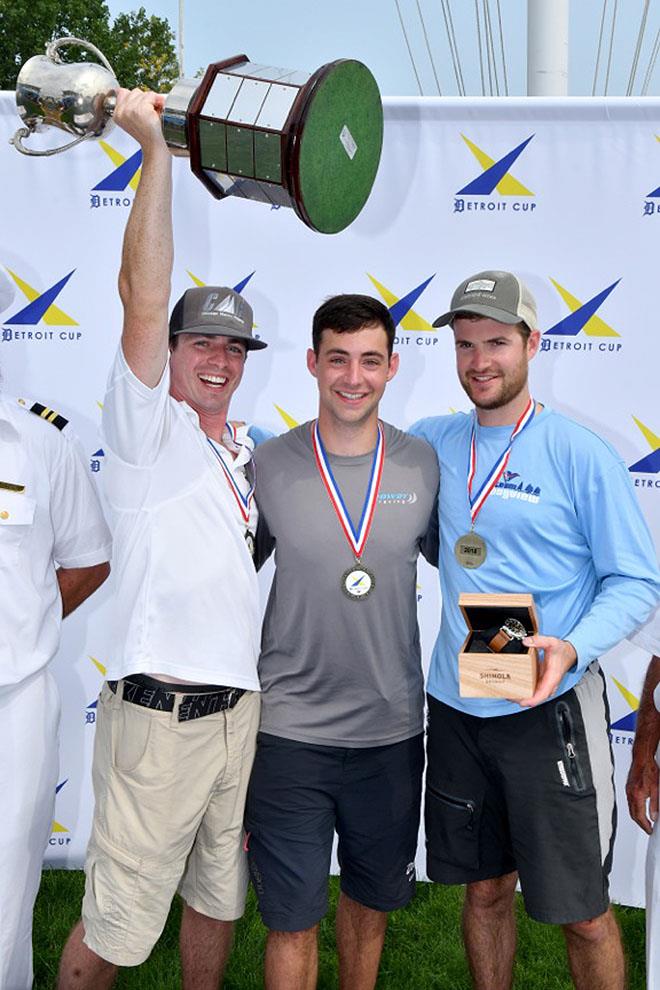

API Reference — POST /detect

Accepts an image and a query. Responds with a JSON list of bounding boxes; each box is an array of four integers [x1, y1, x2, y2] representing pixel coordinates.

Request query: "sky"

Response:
[[105, 0, 660, 98]]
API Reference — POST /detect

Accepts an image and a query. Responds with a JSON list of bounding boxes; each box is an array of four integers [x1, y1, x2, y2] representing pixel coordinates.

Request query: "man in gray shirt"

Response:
[[246, 294, 439, 990]]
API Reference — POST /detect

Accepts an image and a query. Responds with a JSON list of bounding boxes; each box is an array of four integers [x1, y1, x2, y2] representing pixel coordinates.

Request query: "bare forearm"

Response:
[[626, 656, 660, 832], [632, 657, 660, 762], [114, 88, 172, 385], [57, 562, 110, 618]]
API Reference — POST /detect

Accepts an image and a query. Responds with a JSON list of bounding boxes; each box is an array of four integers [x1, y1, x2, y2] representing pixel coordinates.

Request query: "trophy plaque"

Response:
[[458, 592, 538, 700], [12, 39, 384, 234]]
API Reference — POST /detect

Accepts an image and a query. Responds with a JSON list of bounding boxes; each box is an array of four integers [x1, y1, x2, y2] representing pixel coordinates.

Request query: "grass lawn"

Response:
[[34, 871, 646, 988]]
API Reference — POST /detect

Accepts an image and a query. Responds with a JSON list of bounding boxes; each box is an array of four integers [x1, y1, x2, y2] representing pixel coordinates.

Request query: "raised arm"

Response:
[[114, 87, 173, 387]]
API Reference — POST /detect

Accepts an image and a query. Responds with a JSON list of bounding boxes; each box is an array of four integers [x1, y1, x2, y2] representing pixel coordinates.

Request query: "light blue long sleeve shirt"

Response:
[[411, 407, 660, 717]]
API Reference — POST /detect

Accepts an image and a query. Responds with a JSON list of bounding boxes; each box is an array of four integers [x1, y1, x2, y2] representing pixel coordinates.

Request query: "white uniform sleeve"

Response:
[[51, 433, 112, 568], [102, 344, 172, 466], [629, 605, 660, 655]]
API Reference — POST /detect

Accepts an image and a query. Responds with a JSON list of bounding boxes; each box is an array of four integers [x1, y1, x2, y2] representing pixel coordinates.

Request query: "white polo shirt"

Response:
[[101, 346, 261, 688], [0, 396, 112, 689]]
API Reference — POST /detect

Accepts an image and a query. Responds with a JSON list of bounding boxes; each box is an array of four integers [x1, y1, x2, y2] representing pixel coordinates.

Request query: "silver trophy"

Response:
[[12, 37, 383, 233], [13, 38, 118, 155]]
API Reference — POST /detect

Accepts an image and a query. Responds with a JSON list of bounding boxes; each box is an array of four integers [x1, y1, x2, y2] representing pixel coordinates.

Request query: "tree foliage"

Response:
[[0, 0, 179, 91]]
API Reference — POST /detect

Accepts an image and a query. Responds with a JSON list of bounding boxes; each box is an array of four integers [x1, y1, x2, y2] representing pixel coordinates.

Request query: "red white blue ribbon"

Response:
[[207, 428, 254, 525], [468, 397, 536, 526], [312, 420, 385, 560]]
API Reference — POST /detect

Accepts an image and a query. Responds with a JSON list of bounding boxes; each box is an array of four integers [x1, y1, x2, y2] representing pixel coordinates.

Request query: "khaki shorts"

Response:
[[82, 681, 260, 966]]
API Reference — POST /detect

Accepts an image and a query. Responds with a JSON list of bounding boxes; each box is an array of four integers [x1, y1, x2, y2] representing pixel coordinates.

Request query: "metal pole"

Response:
[[527, 0, 569, 95], [178, 0, 185, 77]]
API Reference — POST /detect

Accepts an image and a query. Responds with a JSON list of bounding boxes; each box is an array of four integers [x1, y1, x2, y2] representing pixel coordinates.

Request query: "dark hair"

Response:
[[312, 294, 396, 356], [452, 311, 531, 342]]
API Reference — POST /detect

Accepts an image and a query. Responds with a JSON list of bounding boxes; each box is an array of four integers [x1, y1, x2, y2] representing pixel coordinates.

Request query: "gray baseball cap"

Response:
[[169, 286, 267, 350], [433, 270, 538, 332]]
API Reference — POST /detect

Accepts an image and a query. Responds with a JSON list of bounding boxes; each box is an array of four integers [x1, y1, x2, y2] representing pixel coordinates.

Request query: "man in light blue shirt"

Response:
[[412, 270, 660, 990]]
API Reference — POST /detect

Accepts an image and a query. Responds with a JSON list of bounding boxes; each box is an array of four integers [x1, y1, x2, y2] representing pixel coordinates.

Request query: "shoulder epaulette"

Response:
[[27, 401, 69, 431]]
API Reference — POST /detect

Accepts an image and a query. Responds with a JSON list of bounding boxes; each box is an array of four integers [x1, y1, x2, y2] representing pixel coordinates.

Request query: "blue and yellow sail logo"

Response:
[[2, 267, 78, 326], [646, 135, 660, 198], [85, 656, 106, 722], [610, 678, 639, 734], [366, 273, 436, 336], [629, 418, 660, 474], [51, 779, 70, 837], [457, 134, 535, 197], [93, 141, 142, 192], [187, 270, 255, 295], [544, 278, 621, 338]]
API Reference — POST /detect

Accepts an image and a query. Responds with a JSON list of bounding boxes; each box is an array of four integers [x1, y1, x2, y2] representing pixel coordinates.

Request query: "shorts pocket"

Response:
[[425, 782, 481, 871], [554, 701, 587, 793], [111, 702, 154, 774]]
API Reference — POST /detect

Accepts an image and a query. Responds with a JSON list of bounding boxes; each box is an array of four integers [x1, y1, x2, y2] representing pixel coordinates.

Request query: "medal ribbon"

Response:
[[207, 428, 255, 525], [312, 420, 385, 560], [467, 397, 536, 526]]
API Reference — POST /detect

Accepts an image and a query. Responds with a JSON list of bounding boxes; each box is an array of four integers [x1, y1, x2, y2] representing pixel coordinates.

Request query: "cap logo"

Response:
[[465, 279, 496, 293], [201, 291, 240, 320]]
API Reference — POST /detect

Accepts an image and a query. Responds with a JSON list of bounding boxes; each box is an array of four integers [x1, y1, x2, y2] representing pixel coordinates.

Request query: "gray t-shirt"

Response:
[[253, 421, 439, 747]]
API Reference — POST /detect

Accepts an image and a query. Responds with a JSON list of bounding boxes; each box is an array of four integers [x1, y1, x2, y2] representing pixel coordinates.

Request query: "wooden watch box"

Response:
[[458, 593, 539, 699]]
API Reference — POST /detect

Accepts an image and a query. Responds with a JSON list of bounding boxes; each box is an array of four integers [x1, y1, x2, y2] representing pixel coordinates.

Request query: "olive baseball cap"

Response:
[[169, 286, 267, 350], [433, 270, 538, 332]]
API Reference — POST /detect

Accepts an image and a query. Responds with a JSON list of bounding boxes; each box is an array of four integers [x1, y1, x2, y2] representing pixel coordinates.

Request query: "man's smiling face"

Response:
[[306, 323, 399, 430], [169, 333, 247, 418], [453, 316, 539, 416]]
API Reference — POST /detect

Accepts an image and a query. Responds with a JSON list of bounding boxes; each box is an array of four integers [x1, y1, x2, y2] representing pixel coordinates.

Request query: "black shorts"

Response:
[[245, 732, 424, 931], [425, 663, 616, 925]]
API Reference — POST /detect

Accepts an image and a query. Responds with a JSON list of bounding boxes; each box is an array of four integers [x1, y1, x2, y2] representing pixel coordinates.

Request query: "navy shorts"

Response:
[[245, 732, 424, 931], [425, 663, 616, 925]]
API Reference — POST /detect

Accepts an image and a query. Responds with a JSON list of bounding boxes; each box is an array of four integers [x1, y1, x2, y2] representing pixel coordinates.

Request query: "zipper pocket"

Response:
[[426, 783, 476, 830], [556, 703, 585, 791]]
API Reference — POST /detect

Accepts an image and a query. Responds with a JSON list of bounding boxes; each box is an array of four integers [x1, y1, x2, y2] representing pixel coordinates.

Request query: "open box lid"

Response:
[[458, 592, 539, 637]]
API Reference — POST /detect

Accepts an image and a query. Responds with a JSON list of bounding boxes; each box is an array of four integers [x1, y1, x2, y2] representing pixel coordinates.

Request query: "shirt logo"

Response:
[[493, 471, 541, 503], [378, 491, 418, 505]]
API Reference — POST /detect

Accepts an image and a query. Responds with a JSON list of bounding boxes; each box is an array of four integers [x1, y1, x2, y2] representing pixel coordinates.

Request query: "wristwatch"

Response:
[[488, 618, 527, 653]]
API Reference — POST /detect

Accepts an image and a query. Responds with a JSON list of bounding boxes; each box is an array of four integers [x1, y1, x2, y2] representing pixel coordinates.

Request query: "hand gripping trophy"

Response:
[[12, 37, 384, 234]]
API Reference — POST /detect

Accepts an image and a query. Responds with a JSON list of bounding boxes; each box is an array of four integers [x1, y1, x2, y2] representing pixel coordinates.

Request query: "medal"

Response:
[[342, 565, 375, 599], [457, 397, 537, 569], [454, 531, 487, 569], [312, 420, 384, 601], [207, 427, 256, 547]]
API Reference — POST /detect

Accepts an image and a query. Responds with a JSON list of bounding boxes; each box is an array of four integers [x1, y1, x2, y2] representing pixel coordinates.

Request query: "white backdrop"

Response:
[[1, 93, 658, 907]]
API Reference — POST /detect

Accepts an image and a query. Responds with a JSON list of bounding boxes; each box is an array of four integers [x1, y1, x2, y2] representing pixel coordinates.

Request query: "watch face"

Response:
[[503, 618, 527, 640]]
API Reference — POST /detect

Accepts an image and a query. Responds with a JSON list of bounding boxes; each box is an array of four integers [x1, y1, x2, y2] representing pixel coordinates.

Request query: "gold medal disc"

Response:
[[454, 531, 487, 569]]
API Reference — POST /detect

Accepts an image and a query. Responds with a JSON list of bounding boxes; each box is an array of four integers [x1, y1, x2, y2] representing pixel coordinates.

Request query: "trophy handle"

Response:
[[10, 125, 89, 156], [46, 36, 116, 76], [11, 38, 117, 156]]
